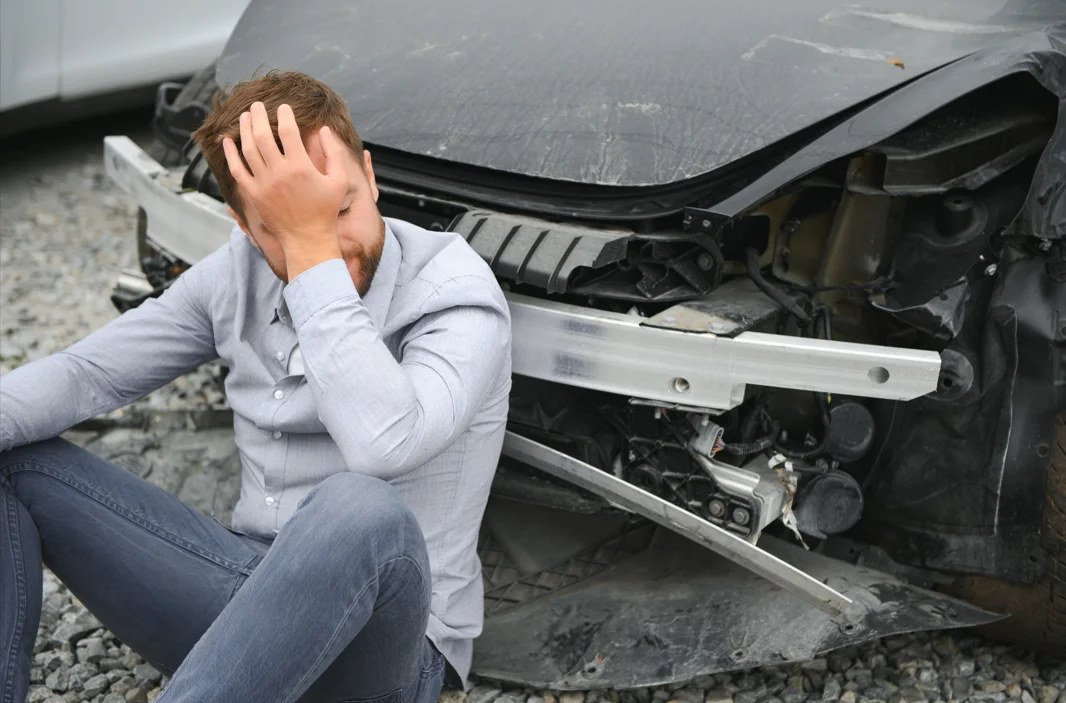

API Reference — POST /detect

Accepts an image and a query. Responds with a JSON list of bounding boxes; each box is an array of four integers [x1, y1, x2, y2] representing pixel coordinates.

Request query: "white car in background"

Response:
[[0, 0, 249, 134]]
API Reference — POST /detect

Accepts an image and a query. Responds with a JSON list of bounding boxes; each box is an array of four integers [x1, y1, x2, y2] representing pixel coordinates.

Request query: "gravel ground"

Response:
[[1, 113, 1064, 703]]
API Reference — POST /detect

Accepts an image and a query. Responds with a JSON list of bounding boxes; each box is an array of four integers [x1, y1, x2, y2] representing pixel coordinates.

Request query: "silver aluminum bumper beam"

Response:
[[502, 431, 854, 616], [106, 135, 941, 411], [509, 294, 941, 410]]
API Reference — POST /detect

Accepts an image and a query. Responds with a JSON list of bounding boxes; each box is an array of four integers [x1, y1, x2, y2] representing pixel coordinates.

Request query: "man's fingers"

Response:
[[318, 126, 346, 179], [276, 104, 308, 162], [238, 111, 267, 176], [221, 137, 253, 186], [249, 101, 282, 166]]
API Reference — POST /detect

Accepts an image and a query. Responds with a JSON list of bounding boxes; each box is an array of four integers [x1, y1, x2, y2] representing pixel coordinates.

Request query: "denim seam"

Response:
[[1, 489, 28, 703], [3, 462, 256, 575], [280, 553, 424, 703]]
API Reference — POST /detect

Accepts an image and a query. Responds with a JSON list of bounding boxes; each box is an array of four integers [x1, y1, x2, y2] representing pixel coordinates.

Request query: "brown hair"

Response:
[[192, 70, 364, 219]]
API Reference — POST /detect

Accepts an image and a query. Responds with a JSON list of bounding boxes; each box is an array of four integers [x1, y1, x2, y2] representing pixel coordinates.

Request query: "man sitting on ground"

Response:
[[0, 71, 511, 703]]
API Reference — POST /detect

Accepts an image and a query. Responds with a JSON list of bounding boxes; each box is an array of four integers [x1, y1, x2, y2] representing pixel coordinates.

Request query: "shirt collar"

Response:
[[272, 219, 401, 330]]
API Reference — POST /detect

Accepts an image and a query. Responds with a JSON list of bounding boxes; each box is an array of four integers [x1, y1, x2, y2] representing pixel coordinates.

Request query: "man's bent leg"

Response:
[[160, 472, 435, 703], [0, 438, 266, 703]]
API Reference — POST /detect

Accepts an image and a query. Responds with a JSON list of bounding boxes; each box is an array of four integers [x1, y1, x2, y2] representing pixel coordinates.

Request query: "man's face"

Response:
[[230, 128, 385, 295]]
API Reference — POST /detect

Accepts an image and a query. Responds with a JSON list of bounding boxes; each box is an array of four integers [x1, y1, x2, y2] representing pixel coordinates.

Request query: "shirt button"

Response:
[[265, 496, 276, 506], [274, 390, 284, 400], [272, 430, 282, 439], [275, 351, 284, 360]]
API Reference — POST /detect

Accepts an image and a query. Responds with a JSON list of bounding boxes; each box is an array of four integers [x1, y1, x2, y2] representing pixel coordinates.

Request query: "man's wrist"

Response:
[[282, 236, 343, 280]]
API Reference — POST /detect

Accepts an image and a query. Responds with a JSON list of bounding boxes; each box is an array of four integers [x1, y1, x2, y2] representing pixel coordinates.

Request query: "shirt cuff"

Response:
[[283, 258, 361, 330]]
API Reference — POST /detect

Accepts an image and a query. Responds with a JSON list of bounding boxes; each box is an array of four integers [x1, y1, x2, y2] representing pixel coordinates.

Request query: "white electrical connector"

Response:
[[689, 415, 725, 458]]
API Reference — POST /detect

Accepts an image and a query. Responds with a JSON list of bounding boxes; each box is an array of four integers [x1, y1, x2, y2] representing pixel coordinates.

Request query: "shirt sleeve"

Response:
[[0, 254, 223, 452], [284, 258, 510, 481]]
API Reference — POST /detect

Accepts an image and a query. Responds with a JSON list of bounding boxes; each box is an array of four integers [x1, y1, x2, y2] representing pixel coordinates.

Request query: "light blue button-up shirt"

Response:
[[0, 217, 513, 683]]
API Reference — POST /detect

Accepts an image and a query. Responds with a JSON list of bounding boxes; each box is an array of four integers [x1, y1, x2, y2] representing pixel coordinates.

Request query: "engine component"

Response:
[[644, 277, 783, 337], [823, 402, 876, 463], [450, 209, 631, 295], [502, 431, 854, 615], [569, 235, 724, 302], [793, 470, 864, 539], [689, 450, 789, 542], [931, 348, 976, 402]]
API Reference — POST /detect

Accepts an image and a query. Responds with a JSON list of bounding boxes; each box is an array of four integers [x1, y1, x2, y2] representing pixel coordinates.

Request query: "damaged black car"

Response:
[[105, 0, 1066, 687]]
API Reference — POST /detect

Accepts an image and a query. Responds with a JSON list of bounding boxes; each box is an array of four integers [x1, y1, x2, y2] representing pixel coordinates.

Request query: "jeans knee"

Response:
[[0, 437, 72, 482]]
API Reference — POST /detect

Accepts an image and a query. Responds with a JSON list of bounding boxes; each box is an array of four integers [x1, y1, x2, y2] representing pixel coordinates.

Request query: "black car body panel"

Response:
[[217, 0, 1062, 188]]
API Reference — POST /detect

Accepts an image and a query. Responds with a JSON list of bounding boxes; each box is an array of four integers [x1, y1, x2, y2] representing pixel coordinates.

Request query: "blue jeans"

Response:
[[0, 438, 446, 703]]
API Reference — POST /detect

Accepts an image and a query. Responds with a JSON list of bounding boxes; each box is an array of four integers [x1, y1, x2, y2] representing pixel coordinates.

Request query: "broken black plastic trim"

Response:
[[701, 27, 1066, 242]]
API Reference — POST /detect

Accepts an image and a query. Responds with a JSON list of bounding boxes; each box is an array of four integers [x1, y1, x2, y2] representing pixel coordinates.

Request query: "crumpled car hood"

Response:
[[216, 0, 1061, 187]]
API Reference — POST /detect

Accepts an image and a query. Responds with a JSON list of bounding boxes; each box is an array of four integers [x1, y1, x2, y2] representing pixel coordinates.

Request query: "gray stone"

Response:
[[952, 677, 974, 699], [888, 689, 925, 703], [705, 690, 734, 703], [28, 687, 55, 703], [83, 674, 111, 698], [932, 635, 959, 656], [68, 662, 101, 688], [803, 660, 829, 674], [42, 651, 75, 671], [1022, 691, 1038, 703], [734, 692, 761, 703], [30, 665, 45, 684], [981, 682, 1009, 694], [120, 653, 142, 671], [469, 686, 503, 703], [45, 667, 70, 692], [103, 695, 127, 703], [50, 618, 101, 648], [1038, 687, 1062, 703], [110, 677, 136, 695], [822, 679, 842, 701], [971, 694, 1009, 703], [132, 663, 161, 686], [829, 652, 856, 675], [125, 688, 149, 703], [99, 658, 125, 673], [78, 638, 107, 665], [674, 690, 703, 703]]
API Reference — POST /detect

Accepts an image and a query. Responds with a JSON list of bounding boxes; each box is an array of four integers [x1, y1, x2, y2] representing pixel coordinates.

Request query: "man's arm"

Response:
[[0, 254, 222, 452], [285, 260, 509, 481]]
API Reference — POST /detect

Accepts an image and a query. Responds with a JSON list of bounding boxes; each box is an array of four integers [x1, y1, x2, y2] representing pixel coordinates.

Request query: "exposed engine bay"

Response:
[[317, 73, 1059, 568]]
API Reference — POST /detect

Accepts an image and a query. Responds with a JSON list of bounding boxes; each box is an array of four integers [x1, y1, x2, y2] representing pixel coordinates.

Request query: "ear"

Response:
[[228, 207, 260, 250], [363, 150, 379, 203]]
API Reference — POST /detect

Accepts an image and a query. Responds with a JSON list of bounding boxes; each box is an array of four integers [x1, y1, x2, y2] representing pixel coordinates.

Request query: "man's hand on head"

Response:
[[222, 102, 347, 279]]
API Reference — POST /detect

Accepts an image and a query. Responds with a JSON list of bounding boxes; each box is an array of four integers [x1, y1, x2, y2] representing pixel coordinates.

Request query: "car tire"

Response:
[[948, 411, 1066, 654]]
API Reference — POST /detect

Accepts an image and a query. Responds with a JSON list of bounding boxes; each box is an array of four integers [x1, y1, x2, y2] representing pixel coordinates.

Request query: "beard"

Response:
[[345, 219, 385, 297], [263, 219, 385, 296]]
